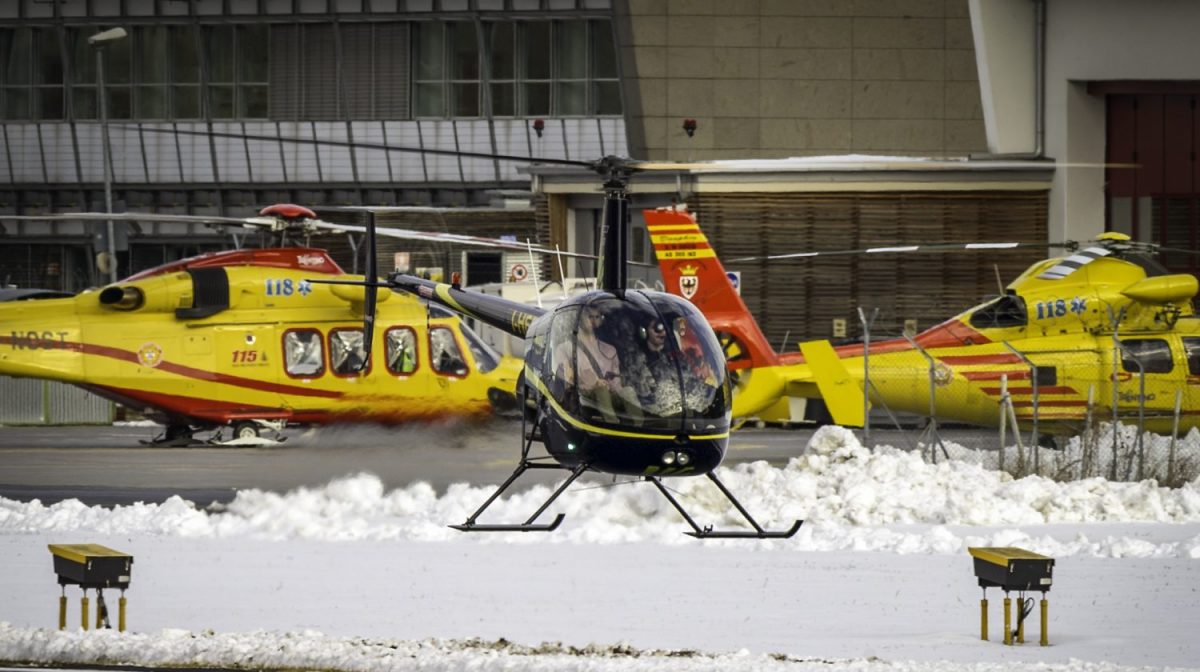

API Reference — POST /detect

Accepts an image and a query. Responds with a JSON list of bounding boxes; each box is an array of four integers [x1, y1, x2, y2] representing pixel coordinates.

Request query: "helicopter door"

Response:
[[216, 324, 285, 411], [1116, 337, 1179, 425]]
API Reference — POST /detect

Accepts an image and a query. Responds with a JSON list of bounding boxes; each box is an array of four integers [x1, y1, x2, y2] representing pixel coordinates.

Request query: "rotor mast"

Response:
[[596, 158, 631, 293]]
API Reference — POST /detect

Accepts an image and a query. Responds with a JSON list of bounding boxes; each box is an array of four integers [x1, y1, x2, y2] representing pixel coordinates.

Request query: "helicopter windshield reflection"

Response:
[[544, 294, 728, 432]]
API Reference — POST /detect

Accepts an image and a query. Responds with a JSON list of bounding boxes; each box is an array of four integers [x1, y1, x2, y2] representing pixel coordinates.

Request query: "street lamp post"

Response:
[[89, 27, 127, 285]]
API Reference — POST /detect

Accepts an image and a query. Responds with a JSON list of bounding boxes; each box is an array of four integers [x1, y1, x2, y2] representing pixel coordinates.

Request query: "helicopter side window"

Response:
[[430, 326, 468, 376], [969, 294, 1028, 329], [1120, 338, 1174, 374], [459, 322, 500, 374], [283, 329, 324, 378], [546, 306, 580, 407], [385, 327, 418, 375], [329, 328, 370, 376], [1183, 338, 1200, 375]]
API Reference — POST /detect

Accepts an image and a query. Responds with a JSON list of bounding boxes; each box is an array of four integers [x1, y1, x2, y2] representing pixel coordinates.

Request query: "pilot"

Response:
[[558, 306, 638, 422]]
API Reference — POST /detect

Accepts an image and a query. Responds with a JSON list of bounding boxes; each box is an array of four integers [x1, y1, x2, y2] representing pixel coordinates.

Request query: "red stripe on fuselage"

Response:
[[961, 370, 1031, 381], [980, 386, 1078, 396], [938, 354, 1024, 366], [4, 336, 344, 399]]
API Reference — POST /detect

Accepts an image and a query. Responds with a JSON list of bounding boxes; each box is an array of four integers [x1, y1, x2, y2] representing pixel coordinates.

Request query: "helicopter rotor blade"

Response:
[[729, 240, 1062, 263], [307, 219, 598, 260]]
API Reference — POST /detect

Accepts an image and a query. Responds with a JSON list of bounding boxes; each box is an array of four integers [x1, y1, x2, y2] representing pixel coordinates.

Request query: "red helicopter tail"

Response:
[[645, 205, 780, 372]]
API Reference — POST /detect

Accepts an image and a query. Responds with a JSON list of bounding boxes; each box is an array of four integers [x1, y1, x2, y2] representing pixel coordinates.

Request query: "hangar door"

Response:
[[1103, 85, 1200, 274]]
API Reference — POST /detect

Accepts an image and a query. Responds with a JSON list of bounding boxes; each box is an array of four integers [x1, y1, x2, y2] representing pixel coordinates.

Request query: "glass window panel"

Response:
[[66, 29, 95, 84], [430, 327, 467, 376], [555, 80, 585, 115], [34, 28, 64, 84], [238, 25, 269, 82], [415, 23, 444, 80], [490, 82, 514, 116], [136, 85, 168, 119], [451, 82, 478, 116], [593, 80, 621, 115], [555, 21, 586, 79], [521, 22, 550, 80], [330, 329, 368, 375], [522, 82, 549, 116], [1121, 338, 1174, 374], [173, 26, 200, 83], [72, 86, 97, 119], [440, 0, 468, 9], [2, 88, 28, 118], [209, 85, 235, 118], [1185, 337, 1200, 376], [240, 85, 269, 118], [285, 330, 324, 377], [386, 328, 418, 374], [488, 22, 514, 80], [136, 26, 170, 84], [104, 36, 132, 85], [448, 22, 478, 80], [107, 85, 132, 119], [206, 26, 235, 82], [590, 19, 617, 78], [3, 28, 31, 85], [172, 85, 200, 118], [414, 82, 444, 117], [35, 87, 64, 119]]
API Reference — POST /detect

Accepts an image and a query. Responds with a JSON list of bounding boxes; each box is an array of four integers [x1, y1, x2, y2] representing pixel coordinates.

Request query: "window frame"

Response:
[[1119, 337, 1175, 375], [385, 326, 421, 376], [327, 326, 372, 378], [428, 325, 470, 378], [282, 328, 326, 379]]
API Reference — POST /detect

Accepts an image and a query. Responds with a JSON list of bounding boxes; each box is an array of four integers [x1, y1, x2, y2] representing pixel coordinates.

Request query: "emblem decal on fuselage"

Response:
[[138, 343, 164, 368]]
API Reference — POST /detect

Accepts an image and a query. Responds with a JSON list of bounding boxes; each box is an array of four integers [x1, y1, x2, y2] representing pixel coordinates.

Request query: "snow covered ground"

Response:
[[1, 426, 1198, 671]]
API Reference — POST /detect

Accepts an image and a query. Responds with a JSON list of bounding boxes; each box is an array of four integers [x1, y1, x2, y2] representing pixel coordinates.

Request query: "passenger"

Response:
[[673, 316, 717, 386], [556, 306, 639, 422]]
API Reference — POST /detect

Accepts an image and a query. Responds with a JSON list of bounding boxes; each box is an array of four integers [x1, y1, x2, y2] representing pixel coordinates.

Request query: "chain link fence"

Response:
[[856, 323, 1198, 486]]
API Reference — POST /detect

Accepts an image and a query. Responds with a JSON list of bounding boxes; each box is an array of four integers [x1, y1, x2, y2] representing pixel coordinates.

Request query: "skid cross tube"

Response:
[[647, 472, 803, 539], [450, 461, 588, 533]]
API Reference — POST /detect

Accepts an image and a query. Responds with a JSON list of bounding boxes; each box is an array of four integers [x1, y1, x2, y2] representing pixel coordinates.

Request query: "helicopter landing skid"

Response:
[[450, 461, 588, 533], [647, 472, 803, 540]]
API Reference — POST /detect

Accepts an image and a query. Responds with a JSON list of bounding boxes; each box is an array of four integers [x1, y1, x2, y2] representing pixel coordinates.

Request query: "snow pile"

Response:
[[2, 427, 1198, 556], [0, 624, 1182, 672]]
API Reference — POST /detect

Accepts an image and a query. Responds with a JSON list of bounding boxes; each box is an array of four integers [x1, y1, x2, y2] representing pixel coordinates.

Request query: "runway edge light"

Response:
[[968, 546, 1053, 646], [48, 543, 133, 632]]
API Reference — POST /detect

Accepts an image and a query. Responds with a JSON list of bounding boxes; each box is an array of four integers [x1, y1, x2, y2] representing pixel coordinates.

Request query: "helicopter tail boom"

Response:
[[388, 274, 547, 338]]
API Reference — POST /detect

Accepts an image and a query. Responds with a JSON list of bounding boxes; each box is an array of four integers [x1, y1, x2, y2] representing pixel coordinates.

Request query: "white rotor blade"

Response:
[[309, 220, 598, 260], [730, 241, 1047, 263]]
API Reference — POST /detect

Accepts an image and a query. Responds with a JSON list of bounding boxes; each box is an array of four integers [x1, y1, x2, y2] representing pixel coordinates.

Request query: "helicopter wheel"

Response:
[[231, 421, 260, 441]]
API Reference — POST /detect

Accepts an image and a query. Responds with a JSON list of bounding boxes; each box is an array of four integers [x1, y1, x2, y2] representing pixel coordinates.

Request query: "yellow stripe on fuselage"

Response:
[[527, 374, 728, 441], [654, 249, 717, 260], [651, 233, 708, 245]]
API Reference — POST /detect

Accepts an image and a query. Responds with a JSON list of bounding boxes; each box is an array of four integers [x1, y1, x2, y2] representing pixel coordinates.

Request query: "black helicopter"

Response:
[[131, 127, 804, 539]]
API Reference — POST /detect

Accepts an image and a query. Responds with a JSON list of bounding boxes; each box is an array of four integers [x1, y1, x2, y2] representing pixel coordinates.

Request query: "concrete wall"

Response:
[[970, 0, 1200, 243], [616, 0, 987, 160]]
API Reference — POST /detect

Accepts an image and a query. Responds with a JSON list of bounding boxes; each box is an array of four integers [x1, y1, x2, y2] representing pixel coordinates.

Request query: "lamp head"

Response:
[[88, 27, 127, 45]]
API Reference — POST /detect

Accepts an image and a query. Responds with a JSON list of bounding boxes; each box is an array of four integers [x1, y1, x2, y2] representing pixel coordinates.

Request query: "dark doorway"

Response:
[[465, 251, 503, 286]]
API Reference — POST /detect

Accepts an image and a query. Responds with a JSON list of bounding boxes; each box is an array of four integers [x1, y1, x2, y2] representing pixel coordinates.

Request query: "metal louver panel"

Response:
[[690, 192, 1049, 346]]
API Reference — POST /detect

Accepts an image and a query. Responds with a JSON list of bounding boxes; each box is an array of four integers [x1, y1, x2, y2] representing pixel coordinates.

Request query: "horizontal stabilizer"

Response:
[[798, 340, 865, 427]]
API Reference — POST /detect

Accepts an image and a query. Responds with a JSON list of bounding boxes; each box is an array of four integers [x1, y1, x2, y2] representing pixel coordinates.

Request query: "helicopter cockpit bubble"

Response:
[[540, 291, 729, 433]]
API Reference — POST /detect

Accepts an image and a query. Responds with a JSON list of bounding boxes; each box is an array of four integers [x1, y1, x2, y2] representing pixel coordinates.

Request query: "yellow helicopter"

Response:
[[648, 205, 1200, 435], [0, 204, 539, 445]]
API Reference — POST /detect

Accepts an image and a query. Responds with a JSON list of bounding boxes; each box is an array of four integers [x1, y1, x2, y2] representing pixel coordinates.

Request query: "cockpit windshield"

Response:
[[459, 321, 500, 373], [969, 293, 1028, 329], [542, 293, 729, 433]]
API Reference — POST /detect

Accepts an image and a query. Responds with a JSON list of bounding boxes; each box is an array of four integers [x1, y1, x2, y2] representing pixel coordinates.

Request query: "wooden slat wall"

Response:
[[691, 191, 1049, 348]]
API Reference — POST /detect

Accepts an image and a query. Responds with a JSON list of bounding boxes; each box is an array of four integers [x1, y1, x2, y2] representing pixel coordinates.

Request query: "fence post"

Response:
[[903, 334, 949, 462], [858, 307, 879, 447], [1108, 307, 1126, 481], [998, 374, 1008, 474], [1169, 389, 1182, 485], [1083, 384, 1096, 479], [1003, 343, 1039, 474]]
